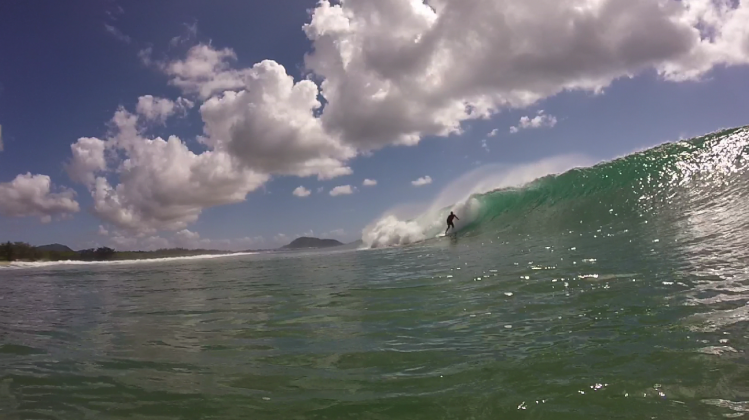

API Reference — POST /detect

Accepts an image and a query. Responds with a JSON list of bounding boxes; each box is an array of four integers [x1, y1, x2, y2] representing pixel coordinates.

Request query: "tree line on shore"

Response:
[[0, 241, 235, 262]]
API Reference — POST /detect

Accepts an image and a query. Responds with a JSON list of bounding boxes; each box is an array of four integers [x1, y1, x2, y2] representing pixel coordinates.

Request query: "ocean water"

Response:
[[2, 127, 749, 419]]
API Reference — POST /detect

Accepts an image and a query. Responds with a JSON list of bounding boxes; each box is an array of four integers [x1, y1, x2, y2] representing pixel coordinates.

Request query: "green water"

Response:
[[2, 127, 749, 419]]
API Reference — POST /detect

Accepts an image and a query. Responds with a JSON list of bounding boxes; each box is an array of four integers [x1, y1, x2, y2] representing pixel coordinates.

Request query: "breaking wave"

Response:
[[362, 126, 749, 248]]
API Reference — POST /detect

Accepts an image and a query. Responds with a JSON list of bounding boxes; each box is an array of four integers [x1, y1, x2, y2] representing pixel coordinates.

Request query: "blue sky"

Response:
[[1, 0, 748, 251]]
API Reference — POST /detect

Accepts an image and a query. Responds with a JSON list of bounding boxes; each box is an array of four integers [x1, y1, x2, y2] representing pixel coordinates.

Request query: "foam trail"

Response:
[[362, 154, 594, 248], [1, 252, 258, 270]]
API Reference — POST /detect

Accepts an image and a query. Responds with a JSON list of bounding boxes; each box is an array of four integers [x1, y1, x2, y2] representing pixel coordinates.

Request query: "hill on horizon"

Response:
[[36, 243, 74, 253], [281, 237, 344, 249]]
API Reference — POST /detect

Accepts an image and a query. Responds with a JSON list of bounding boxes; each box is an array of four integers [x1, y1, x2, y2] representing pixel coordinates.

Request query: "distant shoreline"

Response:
[[1, 237, 361, 264]]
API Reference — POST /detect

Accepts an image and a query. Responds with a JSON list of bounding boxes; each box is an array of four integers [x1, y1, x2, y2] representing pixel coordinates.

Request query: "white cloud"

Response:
[[293, 186, 311, 197], [329, 185, 355, 196], [411, 176, 432, 187], [317, 186, 325, 193], [302, 0, 749, 150], [363, 178, 377, 186], [199, 60, 356, 180], [0, 173, 80, 222], [173, 228, 202, 248], [510, 110, 558, 134], [67, 107, 268, 234], [488, 129, 499, 137], [481, 139, 490, 152], [98, 225, 109, 236], [104, 24, 131, 44], [136, 95, 193, 123], [163, 45, 249, 100], [66, 137, 107, 186]]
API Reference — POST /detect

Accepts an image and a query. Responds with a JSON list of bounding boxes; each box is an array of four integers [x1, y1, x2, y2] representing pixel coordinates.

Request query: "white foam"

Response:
[[697, 346, 738, 355], [0, 252, 258, 270], [362, 155, 594, 248]]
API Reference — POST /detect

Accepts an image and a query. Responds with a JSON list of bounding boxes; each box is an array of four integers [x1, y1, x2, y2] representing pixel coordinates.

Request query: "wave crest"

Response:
[[362, 155, 593, 248]]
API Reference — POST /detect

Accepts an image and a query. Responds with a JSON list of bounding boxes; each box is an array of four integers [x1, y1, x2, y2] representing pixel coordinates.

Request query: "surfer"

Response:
[[445, 211, 459, 235]]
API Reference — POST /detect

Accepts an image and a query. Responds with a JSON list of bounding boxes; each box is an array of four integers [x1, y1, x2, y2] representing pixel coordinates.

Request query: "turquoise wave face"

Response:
[[449, 126, 749, 239], [363, 125, 749, 248]]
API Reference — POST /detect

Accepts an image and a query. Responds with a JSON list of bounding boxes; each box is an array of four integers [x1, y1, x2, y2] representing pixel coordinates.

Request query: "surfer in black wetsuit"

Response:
[[445, 211, 459, 235]]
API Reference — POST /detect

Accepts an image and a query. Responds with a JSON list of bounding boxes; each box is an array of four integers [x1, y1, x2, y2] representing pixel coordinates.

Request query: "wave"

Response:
[[362, 126, 749, 248], [0, 252, 258, 270]]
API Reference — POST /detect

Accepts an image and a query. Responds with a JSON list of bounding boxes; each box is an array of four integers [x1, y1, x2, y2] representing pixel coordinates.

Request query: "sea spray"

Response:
[[363, 196, 483, 247]]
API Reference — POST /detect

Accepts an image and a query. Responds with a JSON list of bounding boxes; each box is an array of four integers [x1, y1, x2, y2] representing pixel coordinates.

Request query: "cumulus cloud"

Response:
[[66, 137, 108, 186], [98, 225, 109, 236], [67, 107, 268, 234], [330, 185, 355, 196], [293, 186, 311, 197], [363, 179, 377, 186], [302, 0, 749, 150], [411, 176, 432, 187], [481, 139, 490, 152], [510, 110, 558, 133], [136, 95, 193, 123], [173, 228, 202, 248], [199, 59, 356, 180], [159, 45, 356, 180], [0, 173, 80, 222], [488, 129, 499, 137]]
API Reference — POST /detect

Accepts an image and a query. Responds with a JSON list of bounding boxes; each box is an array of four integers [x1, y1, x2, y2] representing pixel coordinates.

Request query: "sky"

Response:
[[0, 0, 748, 251]]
